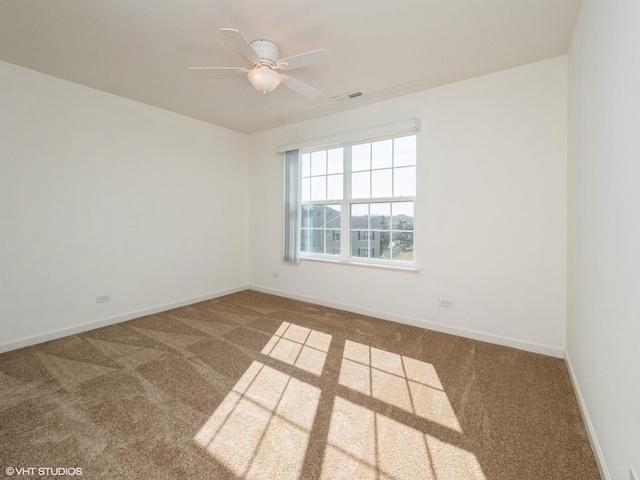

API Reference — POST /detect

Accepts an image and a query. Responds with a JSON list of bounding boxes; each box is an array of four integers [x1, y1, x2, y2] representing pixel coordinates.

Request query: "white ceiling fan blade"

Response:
[[188, 66, 248, 72], [281, 74, 321, 100], [276, 49, 330, 70], [220, 28, 259, 63]]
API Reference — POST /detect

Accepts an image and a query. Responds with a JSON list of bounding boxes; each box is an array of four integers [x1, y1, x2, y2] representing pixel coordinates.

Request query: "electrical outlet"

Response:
[[631, 466, 638, 480], [272, 272, 279, 279], [438, 298, 453, 308], [96, 295, 111, 304]]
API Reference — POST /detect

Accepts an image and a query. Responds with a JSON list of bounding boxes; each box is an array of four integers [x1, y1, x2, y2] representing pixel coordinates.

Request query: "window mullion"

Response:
[[391, 136, 395, 197], [341, 145, 352, 261], [349, 196, 415, 205]]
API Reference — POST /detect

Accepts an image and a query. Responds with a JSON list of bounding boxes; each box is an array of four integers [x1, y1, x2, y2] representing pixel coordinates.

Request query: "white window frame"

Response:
[[300, 132, 417, 269]]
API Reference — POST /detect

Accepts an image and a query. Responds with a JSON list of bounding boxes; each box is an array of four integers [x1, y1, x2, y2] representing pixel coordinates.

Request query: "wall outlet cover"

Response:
[[438, 298, 454, 308], [96, 295, 111, 304]]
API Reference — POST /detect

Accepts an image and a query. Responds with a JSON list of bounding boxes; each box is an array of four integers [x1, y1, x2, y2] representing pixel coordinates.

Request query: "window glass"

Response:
[[326, 205, 341, 228], [371, 169, 392, 198], [327, 174, 343, 200], [352, 144, 371, 172], [393, 136, 416, 167], [311, 150, 327, 176], [394, 166, 416, 197], [351, 171, 371, 199], [327, 148, 343, 174], [392, 202, 414, 230], [370, 202, 391, 230], [310, 176, 326, 201], [371, 139, 393, 169], [301, 177, 311, 202], [350, 204, 369, 229], [392, 232, 414, 261], [301, 153, 311, 177]]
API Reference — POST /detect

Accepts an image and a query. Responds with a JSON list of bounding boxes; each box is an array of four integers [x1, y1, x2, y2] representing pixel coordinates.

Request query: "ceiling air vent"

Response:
[[331, 91, 364, 102]]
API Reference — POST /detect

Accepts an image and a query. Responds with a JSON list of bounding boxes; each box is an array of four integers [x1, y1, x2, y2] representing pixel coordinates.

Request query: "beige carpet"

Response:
[[0, 290, 599, 479]]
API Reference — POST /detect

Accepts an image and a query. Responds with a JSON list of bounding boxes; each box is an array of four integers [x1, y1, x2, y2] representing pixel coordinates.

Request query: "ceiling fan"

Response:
[[189, 28, 330, 100]]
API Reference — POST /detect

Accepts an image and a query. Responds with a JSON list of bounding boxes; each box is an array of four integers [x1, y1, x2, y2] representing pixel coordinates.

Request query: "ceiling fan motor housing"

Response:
[[250, 39, 280, 66]]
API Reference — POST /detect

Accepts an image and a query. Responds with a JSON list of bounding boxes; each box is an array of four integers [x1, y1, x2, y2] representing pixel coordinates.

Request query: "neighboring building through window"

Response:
[[357, 247, 375, 258], [300, 134, 416, 267]]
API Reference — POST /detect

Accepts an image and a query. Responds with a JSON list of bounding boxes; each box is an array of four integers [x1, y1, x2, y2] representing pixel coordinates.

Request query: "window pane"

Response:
[[351, 231, 370, 258], [393, 166, 416, 197], [327, 148, 343, 174], [301, 205, 311, 228], [372, 232, 391, 260], [326, 230, 341, 255], [357, 230, 375, 241], [326, 205, 341, 228], [392, 202, 414, 230], [301, 177, 310, 202], [394, 135, 416, 167], [392, 232, 413, 261], [311, 150, 327, 175], [301, 153, 311, 177], [370, 202, 391, 230], [352, 143, 371, 172], [306, 229, 324, 254], [372, 139, 393, 169], [350, 204, 369, 229], [327, 174, 343, 200], [311, 176, 326, 201], [308, 206, 325, 227], [371, 169, 392, 198], [301, 229, 309, 252], [351, 171, 370, 199]]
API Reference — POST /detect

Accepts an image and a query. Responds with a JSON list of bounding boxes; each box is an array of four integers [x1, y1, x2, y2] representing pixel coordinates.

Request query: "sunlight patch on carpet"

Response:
[[320, 396, 485, 480], [194, 360, 321, 479], [261, 322, 332, 376], [339, 340, 462, 433]]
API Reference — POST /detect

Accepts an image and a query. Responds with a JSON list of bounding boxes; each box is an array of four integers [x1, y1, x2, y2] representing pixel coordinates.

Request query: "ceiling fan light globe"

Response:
[[247, 66, 281, 93]]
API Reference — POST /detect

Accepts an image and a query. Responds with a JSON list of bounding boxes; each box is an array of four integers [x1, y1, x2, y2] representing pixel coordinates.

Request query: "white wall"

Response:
[[248, 56, 567, 356], [567, 0, 640, 478], [0, 61, 249, 350]]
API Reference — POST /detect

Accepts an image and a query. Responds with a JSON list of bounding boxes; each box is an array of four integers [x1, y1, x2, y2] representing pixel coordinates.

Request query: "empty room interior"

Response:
[[0, 0, 638, 479]]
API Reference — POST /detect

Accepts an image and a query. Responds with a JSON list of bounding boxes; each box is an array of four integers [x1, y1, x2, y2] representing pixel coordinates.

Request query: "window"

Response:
[[300, 134, 416, 267]]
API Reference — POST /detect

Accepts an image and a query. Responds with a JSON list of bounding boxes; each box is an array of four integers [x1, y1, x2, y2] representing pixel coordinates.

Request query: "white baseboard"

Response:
[[1, 283, 565, 359], [249, 285, 565, 358], [564, 350, 610, 480], [0, 284, 249, 354]]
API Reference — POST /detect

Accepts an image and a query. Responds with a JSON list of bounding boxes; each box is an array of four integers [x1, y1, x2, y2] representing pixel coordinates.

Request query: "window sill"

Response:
[[300, 256, 420, 273]]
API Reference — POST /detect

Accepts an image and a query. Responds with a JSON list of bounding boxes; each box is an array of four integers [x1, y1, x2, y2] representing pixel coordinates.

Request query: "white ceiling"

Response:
[[0, 0, 581, 134]]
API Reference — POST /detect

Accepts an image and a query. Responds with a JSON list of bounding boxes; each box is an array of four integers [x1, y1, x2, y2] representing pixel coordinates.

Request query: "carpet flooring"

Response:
[[0, 290, 600, 479]]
